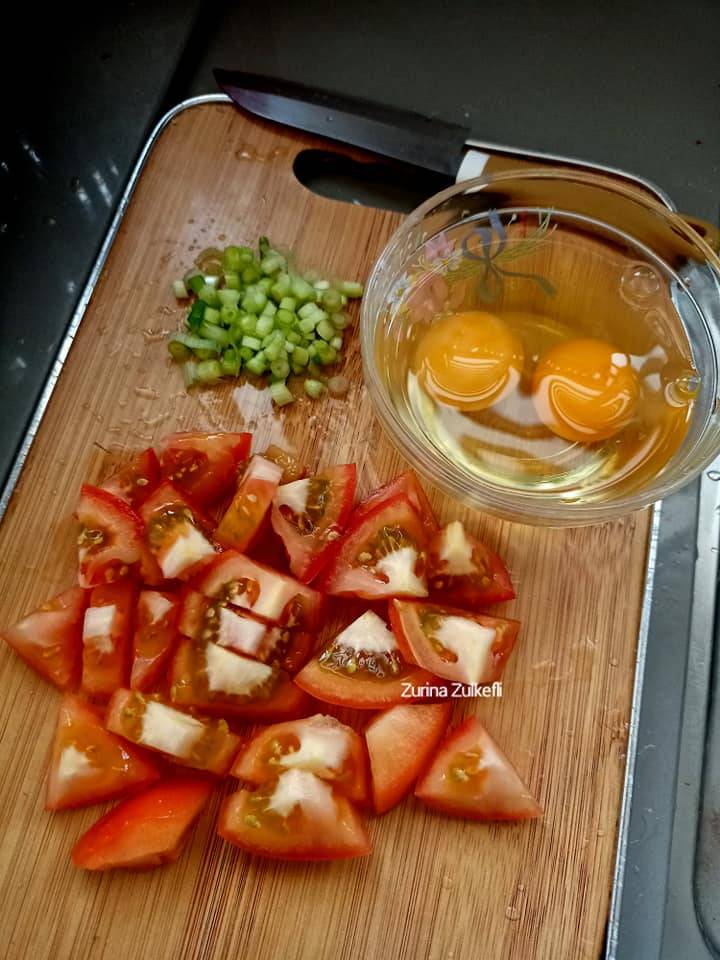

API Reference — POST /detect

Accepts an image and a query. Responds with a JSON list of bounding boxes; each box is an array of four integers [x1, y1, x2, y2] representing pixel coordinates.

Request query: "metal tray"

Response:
[[1, 93, 718, 959]]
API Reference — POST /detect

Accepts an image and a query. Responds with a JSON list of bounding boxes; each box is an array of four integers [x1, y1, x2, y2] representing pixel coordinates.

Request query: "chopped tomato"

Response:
[[140, 481, 217, 581], [215, 455, 283, 552], [81, 578, 138, 698], [106, 689, 240, 775], [232, 714, 368, 804], [1, 586, 87, 690], [72, 777, 213, 870], [318, 495, 429, 599], [178, 590, 312, 674], [262, 444, 307, 482], [415, 717, 542, 820], [271, 463, 356, 583], [76, 484, 145, 588], [365, 703, 451, 813], [295, 610, 438, 709], [158, 431, 251, 505], [46, 694, 159, 810], [192, 551, 323, 629], [352, 471, 438, 538], [130, 590, 180, 691], [100, 448, 160, 509], [168, 636, 312, 722], [389, 599, 519, 687], [219, 770, 371, 860], [428, 520, 515, 607]]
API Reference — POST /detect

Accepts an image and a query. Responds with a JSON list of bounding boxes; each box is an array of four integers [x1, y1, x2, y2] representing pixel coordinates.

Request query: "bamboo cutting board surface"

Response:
[[0, 101, 651, 960]]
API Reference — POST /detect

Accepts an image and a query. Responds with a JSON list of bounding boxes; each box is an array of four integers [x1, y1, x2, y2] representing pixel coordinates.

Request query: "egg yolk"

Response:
[[532, 338, 640, 443], [412, 311, 524, 411]]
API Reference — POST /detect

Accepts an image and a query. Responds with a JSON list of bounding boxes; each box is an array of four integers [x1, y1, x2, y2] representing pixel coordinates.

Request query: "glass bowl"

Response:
[[360, 168, 720, 526]]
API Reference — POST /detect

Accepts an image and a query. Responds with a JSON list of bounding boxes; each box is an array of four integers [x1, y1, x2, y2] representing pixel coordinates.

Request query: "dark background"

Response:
[[2, 0, 719, 487]]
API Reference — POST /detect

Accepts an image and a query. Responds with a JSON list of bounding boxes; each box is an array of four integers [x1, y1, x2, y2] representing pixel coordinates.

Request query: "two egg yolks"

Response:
[[412, 311, 640, 443]]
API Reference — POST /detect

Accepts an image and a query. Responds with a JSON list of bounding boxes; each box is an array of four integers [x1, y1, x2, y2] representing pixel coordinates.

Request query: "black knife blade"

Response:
[[214, 69, 470, 178]]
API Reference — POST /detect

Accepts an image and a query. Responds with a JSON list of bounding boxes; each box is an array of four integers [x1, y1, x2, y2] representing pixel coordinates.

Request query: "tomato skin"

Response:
[[130, 590, 180, 692], [218, 780, 372, 861], [389, 599, 519, 687], [294, 657, 439, 710], [232, 715, 369, 804], [76, 485, 145, 588], [100, 448, 161, 509], [81, 579, 138, 699], [414, 717, 542, 821], [106, 689, 241, 775], [318, 494, 430, 600], [352, 471, 438, 538], [158, 431, 252, 505], [427, 522, 515, 608], [168, 636, 313, 722], [215, 455, 283, 552], [365, 702, 452, 813], [72, 777, 214, 870], [46, 694, 159, 810], [192, 551, 324, 630], [1, 586, 87, 690], [262, 445, 307, 482], [270, 463, 357, 583]]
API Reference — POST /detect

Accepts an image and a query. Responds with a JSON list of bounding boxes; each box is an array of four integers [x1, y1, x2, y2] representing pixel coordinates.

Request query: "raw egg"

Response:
[[532, 338, 640, 443], [412, 311, 524, 411]]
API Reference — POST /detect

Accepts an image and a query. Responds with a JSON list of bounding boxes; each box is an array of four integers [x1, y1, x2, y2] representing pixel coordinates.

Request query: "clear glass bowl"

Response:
[[361, 168, 720, 526]]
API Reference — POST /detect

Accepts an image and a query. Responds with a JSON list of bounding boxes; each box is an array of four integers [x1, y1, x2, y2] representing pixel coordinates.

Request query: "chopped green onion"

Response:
[[199, 283, 220, 307], [278, 296, 297, 312], [173, 279, 189, 299], [265, 339, 284, 362], [331, 312, 350, 330], [261, 301, 278, 318], [170, 332, 218, 352], [199, 323, 230, 347], [292, 345, 310, 367], [258, 236, 271, 257], [241, 290, 268, 314], [304, 378, 326, 399], [314, 279, 330, 291], [316, 318, 336, 342], [168, 340, 191, 362], [257, 277, 273, 295], [270, 381, 294, 406], [222, 246, 243, 272], [182, 361, 199, 386], [220, 304, 239, 326], [186, 300, 206, 331], [185, 273, 205, 295], [242, 264, 262, 284], [270, 357, 290, 379], [203, 306, 221, 325], [285, 329, 302, 345], [291, 276, 315, 303], [261, 253, 286, 275], [316, 342, 337, 365], [303, 269, 320, 284], [271, 274, 292, 301], [328, 375, 350, 397], [297, 302, 319, 321], [321, 288, 342, 312], [197, 359, 222, 383], [340, 280, 364, 298], [298, 316, 317, 336], [245, 352, 268, 376], [255, 315, 275, 337], [223, 270, 241, 290], [276, 309, 295, 326], [221, 348, 241, 376], [218, 288, 241, 308], [330, 335, 343, 351], [240, 314, 257, 336], [241, 335, 262, 351], [239, 346, 254, 362]]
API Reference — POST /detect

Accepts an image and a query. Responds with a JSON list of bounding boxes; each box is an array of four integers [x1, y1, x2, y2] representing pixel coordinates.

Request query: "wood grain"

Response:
[[0, 102, 650, 960]]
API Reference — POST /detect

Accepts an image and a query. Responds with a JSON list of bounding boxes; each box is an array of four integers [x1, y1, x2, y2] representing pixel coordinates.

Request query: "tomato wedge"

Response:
[[169, 635, 311, 722], [365, 703, 452, 813], [219, 770, 371, 860], [215, 455, 283, 552], [428, 520, 515, 607], [271, 463, 356, 583], [1, 585, 87, 690], [81, 578, 138, 698], [318, 495, 429, 599], [415, 717, 542, 820], [389, 599, 519, 687], [72, 777, 213, 870], [130, 590, 180, 691], [178, 590, 312, 674], [100, 448, 160, 509], [158, 431, 251, 505], [76, 485, 145, 588], [140, 481, 217, 581], [262, 444, 307, 482], [232, 714, 368, 804], [106, 689, 240, 775], [46, 694, 159, 810], [352, 471, 438, 538], [295, 610, 438, 709], [192, 551, 324, 629]]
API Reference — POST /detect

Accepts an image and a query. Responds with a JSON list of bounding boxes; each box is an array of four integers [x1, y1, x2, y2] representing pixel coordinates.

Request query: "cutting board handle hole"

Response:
[[292, 149, 449, 213]]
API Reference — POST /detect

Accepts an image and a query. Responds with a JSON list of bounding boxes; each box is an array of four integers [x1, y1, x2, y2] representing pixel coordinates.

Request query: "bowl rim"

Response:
[[360, 165, 720, 526]]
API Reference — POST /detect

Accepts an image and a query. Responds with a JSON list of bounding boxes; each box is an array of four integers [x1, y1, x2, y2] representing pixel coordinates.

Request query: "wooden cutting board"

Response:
[[0, 101, 651, 960]]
